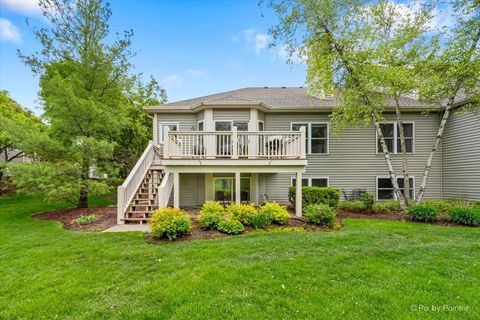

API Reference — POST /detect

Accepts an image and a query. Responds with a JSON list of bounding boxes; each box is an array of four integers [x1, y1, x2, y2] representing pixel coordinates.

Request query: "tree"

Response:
[[13, 0, 165, 207], [0, 91, 43, 194], [416, 0, 479, 203], [267, 0, 433, 209]]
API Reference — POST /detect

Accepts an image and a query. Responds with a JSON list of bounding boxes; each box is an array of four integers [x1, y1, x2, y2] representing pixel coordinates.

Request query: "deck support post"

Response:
[[235, 171, 241, 204], [295, 171, 302, 217], [173, 171, 180, 208]]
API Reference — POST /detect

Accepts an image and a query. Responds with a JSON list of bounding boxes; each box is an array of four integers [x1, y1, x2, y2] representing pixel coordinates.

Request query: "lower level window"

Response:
[[377, 177, 414, 200], [291, 177, 329, 187], [214, 177, 250, 202]]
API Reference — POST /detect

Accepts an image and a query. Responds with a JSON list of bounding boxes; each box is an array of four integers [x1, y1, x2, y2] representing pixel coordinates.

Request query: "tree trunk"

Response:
[[373, 116, 406, 210], [416, 29, 479, 204], [78, 157, 90, 208], [416, 95, 455, 204], [394, 96, 411, 206]]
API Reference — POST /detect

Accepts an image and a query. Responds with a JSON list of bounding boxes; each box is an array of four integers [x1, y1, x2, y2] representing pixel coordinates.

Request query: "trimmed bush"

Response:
[[150, 208, 192, 240], [289, 187, 340, 208], [407, 204, 438, 222], [75, 214, 96, 226], [217, 219, 244, 234], [259, 202, 290, 224], [226, 203, 257, 225], [372, 200, 401, 214], [359, 192, 375, 210], [448, 207, 480, 226], [198, 201, 224, 230], [338, 200, 367, 213], [304, 204, 337, 228], [421, 199, 452, 216], [250, 211, 274, 229]]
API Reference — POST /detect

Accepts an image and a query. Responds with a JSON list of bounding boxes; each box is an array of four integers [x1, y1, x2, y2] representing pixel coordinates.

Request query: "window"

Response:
[[377, 122, 414, 154], [159, 122, 178, 143], [233, 121, 249, 131], [376, 177, 414, 200], [258, 120, 264, 131], [198, 121, 204, 131], [291, 123, 329, 154], [291, 177, 329, 187], [215, 121, 232, 131], [213, 177, 250, 202]]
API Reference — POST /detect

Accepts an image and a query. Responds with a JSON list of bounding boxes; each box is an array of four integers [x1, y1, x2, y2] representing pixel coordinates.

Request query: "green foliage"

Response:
[[13, 0, 166, 207], [338, 200, 367, 213], [304, 204, 337, 228], [149, 208, 191, 240], [75, 214, 96, 226], [421, 199, 452, 216], [359, 192, 375, 210], [407, 205, 438, 222], [250, 211, 274, 230], [198, 201, 224, 230], [259, 202, 290, 225], [217, 219, 244, 235], [289, 187, 340, 208], [448, 207, 480, 226], [226, 203, 257, 225], [372, 200, 401, 214]]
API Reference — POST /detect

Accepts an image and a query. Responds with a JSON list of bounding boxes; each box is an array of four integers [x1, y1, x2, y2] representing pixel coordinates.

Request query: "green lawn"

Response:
[[0, 196, 479, 319]]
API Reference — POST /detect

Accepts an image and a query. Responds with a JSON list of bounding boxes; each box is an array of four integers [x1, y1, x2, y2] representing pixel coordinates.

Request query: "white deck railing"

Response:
[[117, 141, 156, 224], [158, 172, 174, 208], [163, 127, 306, 159]]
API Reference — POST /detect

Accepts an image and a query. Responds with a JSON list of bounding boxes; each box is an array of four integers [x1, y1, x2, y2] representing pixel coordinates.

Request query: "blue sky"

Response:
[[0, 0, 306, 115]]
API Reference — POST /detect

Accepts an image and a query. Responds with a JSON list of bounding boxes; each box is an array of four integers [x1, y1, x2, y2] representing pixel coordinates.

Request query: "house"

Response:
[[117, 87, 480, 224]]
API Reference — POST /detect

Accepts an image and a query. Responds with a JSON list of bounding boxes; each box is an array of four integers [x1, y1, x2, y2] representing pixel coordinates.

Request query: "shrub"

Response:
[[226, 203, 257, 225], [198, 201, 224, 230], [75, 214, 96, 226], [421, 199, 452, 215], [289, 187, 340, 208], [259, 202, 290, 224], [250, 211, 274, 229], [359, 192, 375, 210], [448, 207, 480, 226], [304, 204, 337, 228], [407, 204, 438, 222], [217, 219, 244, 235], [338, 200, 367, 213], [150, 208, 192, 240], [372, 200, 401, 214]]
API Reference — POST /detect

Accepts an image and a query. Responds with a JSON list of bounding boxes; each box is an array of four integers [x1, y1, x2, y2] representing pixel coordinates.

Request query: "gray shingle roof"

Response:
[[144, 87, 425, 112]]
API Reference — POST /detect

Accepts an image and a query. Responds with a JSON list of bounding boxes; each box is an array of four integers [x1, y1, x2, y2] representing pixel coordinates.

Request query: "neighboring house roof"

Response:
[[144, 87, 427, 113]]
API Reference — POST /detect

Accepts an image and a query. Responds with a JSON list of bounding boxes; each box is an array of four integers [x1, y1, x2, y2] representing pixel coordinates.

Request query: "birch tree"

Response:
[[416, 0, 480, 203], [268, 0, 432, 209]]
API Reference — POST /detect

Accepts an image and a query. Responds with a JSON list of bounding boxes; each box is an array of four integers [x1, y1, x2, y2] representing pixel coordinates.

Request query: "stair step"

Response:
[[121, 218, 151, 222]]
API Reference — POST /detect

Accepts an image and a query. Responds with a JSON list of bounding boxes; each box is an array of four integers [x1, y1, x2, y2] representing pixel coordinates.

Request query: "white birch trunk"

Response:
[[373, 116, 406, 210], [394, 97, 411, 206]]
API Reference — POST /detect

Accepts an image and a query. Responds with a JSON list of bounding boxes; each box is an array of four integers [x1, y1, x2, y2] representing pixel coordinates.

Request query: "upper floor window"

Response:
[[377, 122, 414, 154], [159, 122, 178, 143], [291, 122, 329, 154], [291, 177, 329, 187]]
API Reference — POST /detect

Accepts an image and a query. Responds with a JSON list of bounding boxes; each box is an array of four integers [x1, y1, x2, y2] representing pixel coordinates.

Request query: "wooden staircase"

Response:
[[121, 167, 165, 224]]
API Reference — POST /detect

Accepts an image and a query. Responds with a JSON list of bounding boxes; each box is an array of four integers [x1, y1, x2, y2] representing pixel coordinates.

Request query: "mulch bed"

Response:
[[34, 206, 117, 231]]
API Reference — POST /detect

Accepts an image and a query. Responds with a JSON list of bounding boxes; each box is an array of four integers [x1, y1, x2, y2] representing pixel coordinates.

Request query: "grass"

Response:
[[1, 196, 479, 319]]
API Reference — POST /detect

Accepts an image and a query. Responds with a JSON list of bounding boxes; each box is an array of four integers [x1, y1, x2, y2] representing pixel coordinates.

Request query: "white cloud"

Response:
[[242, 27, 255, 42], [163, 74, 182, 86], [0, 0, 42, 15], [254, 34, 269, 54], [275, 44, 306, 64], [186, 68, 207, 78], [0, 18, 21, 43]]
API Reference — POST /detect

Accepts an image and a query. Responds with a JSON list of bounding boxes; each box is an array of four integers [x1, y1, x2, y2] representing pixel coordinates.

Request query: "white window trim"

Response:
[[158, 122, 179, 144], [213, 176, 251, 202], [290, 176, 330, 187], [197, 120, 204, 131], [375, 176, 416, 201], [376, 121, 415, 155], [290, 122, 329, 155]]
